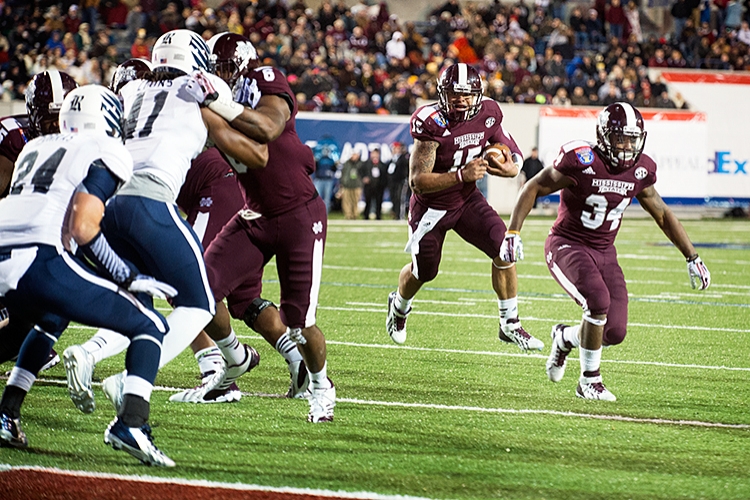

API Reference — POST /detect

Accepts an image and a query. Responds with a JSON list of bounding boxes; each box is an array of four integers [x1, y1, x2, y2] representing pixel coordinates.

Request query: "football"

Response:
[[484, 143, 511, 163]]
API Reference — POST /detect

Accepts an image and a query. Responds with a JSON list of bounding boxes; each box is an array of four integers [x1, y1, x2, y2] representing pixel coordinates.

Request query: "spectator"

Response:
[[655, 90, 677, 107], [130, 30, 150, 60], [44, 31, 65, 54], [339, 151, 364, 219], [312, 136, 341, 214], [361, 148, 386, 220], [625, 2, 643, 42], [385, 31, 406, 60], [737, 20, 750, 45], [648, 47, 670, 67], [63, 5, 82, 35], [606, 0, 628, 41], [387, 142, 410, 220], [521, 147, 544, 208], [672, 0, 693, 42], [586, 9, 606, 48]]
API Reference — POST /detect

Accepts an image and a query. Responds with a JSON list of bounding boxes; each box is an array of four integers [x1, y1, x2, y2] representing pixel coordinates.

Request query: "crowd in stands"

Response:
[[1, 0, 750, 113]]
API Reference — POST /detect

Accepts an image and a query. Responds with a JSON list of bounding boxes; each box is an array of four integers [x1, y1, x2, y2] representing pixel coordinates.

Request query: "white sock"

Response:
[[309, 362, 331, 390], [82, 329, 131, 364], [579, 347, 602, 378], [393, 291, 412, 313], [562, 325, 581, 348], [275, 332, 304, 364], [158, 307, 214, 368], [215, 329, 247, 366], [498, 297, 518, 327], [195, 346, 223, 375]]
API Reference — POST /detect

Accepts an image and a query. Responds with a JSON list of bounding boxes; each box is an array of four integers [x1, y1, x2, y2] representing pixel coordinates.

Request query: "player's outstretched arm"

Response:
[[203, 107, 269, 170], [636, 185, 710, 290], [508, 166, 570, 232], [0, 155, 13, 195], [230, 94, 290, 144]]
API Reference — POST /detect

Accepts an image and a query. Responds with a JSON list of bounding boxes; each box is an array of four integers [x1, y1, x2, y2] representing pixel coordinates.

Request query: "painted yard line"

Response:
[[317, 306, 750, 334], [0, 465, 430, 500], [338, 399, 750, 430], [63, 323, 748, 371], [22, 378, 749, 431], [315, 339, 750, 372]]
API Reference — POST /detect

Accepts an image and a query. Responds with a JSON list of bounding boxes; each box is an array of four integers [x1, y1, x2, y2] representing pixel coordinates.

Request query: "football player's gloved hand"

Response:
[[186, 70, 218, 105], [127, 275, 178, 300], [687, 255, 710, 290], [233, 75, 261, 109], [499, 231, 524, 263], [0, 306, 8, 329]]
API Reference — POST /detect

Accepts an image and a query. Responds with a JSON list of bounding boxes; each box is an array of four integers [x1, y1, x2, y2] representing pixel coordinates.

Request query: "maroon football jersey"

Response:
[[234, 66, 316, 217], [550, 140, 657, 250], [410, 97, 521, 210], [0, 115, 30, 198]]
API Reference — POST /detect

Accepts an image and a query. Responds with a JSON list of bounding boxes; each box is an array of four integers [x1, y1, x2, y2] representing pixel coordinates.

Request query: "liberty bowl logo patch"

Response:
[[634, 166, 648, 180], [575, 147, 594, 165], [430, 111, 447, 128]]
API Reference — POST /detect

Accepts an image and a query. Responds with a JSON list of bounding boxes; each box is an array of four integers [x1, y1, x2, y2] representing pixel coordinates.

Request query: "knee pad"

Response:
[[242, 298, 276, 332]]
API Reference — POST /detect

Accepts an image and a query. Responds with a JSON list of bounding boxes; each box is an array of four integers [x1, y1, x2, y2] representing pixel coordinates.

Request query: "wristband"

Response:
[[686, 253, 699, 262], [506, 230, 520, 235], [455, 167, 464, 183], [208, 96, 244, 122]]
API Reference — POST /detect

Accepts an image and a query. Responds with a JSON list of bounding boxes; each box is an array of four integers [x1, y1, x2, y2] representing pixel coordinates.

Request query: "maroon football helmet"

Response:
[[25, 69, 78, 138], [111, 58, 152, 94], [596, 102, 647, 170], [437, 63, 484, 123], [207, 32, 259, 87]]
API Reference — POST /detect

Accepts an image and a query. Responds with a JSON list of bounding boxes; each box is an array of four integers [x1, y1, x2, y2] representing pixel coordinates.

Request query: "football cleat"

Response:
[[546, 324, 572, 383], [104, 417, 175, 467], [169, 365, 242, 404], [0, 411, 28, 448], [576, 375, 617, 401], [40, 348, 61, 372], [63, 345, 96, 413], [215, 344, 260, 392], [307, 379, 335, 423], [386, 291, 410, 344], [286, 359, 310, 399], [102, 371, 125, 413], [498, 319, 544, 351]]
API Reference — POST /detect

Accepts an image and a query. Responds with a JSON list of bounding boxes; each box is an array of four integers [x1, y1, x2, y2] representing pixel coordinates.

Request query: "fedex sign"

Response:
[[712, 151, 748, 174]]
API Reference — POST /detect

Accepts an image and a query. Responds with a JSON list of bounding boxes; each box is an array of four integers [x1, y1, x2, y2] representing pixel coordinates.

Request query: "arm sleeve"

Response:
[[79, 160, 122, 202]]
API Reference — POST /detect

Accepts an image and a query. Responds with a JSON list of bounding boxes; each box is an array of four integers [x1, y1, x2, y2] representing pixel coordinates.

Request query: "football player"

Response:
[[61, 29, 269, 415], [174, 32, 334, 422], [0, 69, 78, 372], [385, 63, 544, 352], [503, 102, 711, 401], [0, 84, 176, 466]]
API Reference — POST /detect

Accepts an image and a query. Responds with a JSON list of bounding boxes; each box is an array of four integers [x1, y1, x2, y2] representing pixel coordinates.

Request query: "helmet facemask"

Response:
[[437, 63, 483, 123], [596, 103, 647, 170]]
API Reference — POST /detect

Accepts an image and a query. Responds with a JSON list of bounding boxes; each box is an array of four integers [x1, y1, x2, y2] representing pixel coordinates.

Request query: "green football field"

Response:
[[2, 214, 749, 499]]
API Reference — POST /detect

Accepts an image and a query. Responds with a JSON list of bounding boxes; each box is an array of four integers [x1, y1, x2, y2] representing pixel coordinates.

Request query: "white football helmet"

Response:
[[59, 85, 124, 140], [152, 29, 210, 75]]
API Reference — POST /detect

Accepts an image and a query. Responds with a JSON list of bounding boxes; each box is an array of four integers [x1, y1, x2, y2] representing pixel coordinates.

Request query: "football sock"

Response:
[[83, 329, 131, 364], [579, 347, 602, 378], [393, 291, 412, 313], [310, 362, 332, 390], [215, 329, 247, 367], [562, 325, 581, 348], [0, 381, 30, 419], [498, 297, 519, 327], [159, 306, 213, 368], [275, 333, 304, 364], [195, 346, 223, 376], [119, 394, 150, 428]]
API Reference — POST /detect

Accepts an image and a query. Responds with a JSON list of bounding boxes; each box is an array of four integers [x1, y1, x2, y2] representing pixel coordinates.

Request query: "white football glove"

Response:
[[128, 275, 178, 300], [0, 306, 8, 329], [687, 255, 710, 290], [499, 231, 524, 263], [184, 70, 218, 105]]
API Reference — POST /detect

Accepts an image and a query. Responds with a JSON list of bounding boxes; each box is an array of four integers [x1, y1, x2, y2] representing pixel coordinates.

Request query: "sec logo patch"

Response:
[[634, 167, 648, 180], [485, 117, 496, 128]]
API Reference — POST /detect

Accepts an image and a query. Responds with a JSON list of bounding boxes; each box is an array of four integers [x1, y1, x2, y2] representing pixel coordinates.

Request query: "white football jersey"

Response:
[[0, 133, 132, 250], [120, 76, 208, 201]]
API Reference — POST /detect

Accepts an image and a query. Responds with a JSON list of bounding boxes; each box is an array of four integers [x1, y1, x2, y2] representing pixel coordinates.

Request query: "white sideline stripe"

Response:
[[23, 377, 750, 430], [316, 306, 750, 334], [0, 465, 430, 500], [340, 399, 750, 429]]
